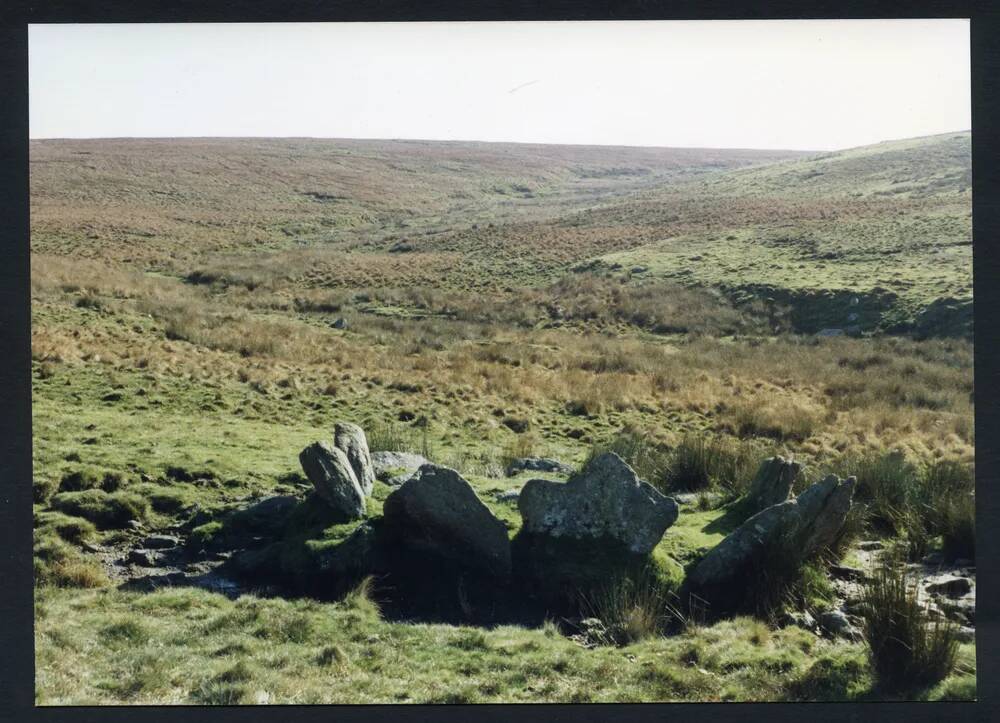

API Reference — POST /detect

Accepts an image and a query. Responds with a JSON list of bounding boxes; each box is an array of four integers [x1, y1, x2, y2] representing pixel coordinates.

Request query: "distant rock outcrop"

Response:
[[518, 452, 678, 554]]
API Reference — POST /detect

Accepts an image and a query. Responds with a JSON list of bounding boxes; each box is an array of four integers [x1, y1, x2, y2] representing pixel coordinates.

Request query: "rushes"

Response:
[[585, 430, 766, 499], [578, 570, 679, 646], [367, 422, 415, 453], [858, 564, 959, 691], [837, 451, 974, 561], [665, 434, 765, 496]]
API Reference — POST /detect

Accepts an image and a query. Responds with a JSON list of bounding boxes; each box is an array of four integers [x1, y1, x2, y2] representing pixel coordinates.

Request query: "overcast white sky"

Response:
[[29, 20, 970, 151]]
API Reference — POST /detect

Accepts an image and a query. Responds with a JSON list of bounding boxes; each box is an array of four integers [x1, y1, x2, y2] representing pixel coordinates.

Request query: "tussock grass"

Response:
[[342, 576, 382, 619], [50, 489, 149, 529], [664, 434, 766, 496], [858, 565, 959, 691]]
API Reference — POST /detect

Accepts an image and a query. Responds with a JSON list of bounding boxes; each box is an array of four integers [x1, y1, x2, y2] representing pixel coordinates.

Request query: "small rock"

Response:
[[955, 626, 976, 643], [331, 318, 348, 330], [126, 519, 145, 531], [817, 610, 862, 641], [495, 489, 520, 502], [672, 491, 724, 508], [501, 417, 531, 433], [81, 541, 102, 554], [128, 549, 161, 567], [937, 597, 976, 624], [142, 534, 180, 549], [926, 575, 973, 597], [386, 472, 416, 486], [830, 564, 866, 582], [371, 450, 430, 482], [505, 457, 574, 477], [857, 540, 883, 551], [779, 610, 818, 632]]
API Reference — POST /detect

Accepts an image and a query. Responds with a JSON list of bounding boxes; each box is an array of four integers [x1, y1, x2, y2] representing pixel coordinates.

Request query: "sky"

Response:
[[29, 20, 970, 151]]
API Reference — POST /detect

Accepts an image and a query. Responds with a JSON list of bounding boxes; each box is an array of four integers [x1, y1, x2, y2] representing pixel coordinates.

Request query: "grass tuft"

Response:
[[858, 564, 959, 692]]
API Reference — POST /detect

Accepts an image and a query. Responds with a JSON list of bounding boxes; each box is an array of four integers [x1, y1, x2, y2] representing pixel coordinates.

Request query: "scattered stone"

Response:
[[128, 549, 161, 567], [383, 464, 511, 576], [501, 417, 531, 433], [830, 564, 866, 582], [926, 575, 973, 597], [745, 456, 801, 512], [299, 441, 366, 520], [82, 541, 102, 554], [778, 610, 818, 633], [331, 318, 348, 330], [333, 422, 376, 496], [239, 494, 299, 521], [371, 451, 430, 483], [495, 489, 520, 503], [142, 534, 180, 549], [126, 519, 144, 531], [518, 452, 679, 555], [857, 540, 883, 551], [505, 457, 574, 477], [817, 610, 862, 641], [938, 597, 975, 625], [955, 626, 976, 643], [680, 474, 856, 617], [673, 491, 724, 508]]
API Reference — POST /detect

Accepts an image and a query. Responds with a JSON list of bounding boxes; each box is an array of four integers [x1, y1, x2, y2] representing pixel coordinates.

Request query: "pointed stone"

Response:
[[299, 441, 366, 520], [334, 422, 376, 496]]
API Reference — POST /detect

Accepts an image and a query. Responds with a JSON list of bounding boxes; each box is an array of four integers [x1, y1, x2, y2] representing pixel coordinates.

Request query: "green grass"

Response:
[[33, 584, 973, 704]]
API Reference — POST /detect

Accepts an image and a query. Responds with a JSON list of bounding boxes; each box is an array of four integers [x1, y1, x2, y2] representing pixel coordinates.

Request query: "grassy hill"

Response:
[[30, 133, 975, 704], [588, 132, 972, 335]]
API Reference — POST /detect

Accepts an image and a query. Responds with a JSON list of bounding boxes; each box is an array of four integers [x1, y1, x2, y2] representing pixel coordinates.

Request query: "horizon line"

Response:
[[27, 129, 972, 155]]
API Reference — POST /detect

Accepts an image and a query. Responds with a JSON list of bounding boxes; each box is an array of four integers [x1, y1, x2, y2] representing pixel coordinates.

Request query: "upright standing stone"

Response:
[[299, 441, 366, 520], [745, 456, 801, 512], [334, 422, 376, 496]]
